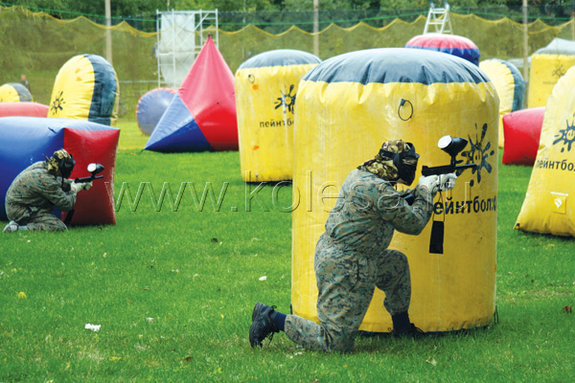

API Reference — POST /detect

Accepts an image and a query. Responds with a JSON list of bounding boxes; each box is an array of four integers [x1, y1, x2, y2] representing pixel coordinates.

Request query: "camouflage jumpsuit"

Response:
[[285, 169, 435, 352], [5, 162, 76, 231]]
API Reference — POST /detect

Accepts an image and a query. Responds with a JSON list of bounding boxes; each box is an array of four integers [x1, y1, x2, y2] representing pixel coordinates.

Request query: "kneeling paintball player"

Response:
[[3, 149, 92, 232], [249, 139, 457, 352]]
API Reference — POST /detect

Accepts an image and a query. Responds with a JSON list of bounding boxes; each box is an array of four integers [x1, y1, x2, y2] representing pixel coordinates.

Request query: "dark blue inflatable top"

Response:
[[84, 54, 118, 126], [302, 48, 489, 85], [238, 49, 321, 69]]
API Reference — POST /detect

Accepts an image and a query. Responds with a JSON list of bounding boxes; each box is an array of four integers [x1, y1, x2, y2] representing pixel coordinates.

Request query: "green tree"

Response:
[[5, 0, 575, 17], [9, 0, 167, 18], [174, 0, 274, 11]]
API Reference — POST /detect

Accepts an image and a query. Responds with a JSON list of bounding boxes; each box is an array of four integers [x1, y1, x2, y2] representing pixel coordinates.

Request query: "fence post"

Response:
[[105, 0, 113, 65], [522, 0, 529, 82], [313, 0, 319, 57]]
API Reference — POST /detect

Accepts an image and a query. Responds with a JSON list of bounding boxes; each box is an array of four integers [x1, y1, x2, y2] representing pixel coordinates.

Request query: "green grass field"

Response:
[[1, 122, 574, 382]]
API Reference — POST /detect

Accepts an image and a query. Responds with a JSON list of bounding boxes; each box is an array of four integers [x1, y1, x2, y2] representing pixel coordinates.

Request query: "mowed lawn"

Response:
[[0, 122, 574, 382]]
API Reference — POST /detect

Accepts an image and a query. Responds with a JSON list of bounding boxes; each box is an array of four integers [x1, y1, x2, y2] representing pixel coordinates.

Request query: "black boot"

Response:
[[391, 311, 424, 338], [249, 303, 280, 347]]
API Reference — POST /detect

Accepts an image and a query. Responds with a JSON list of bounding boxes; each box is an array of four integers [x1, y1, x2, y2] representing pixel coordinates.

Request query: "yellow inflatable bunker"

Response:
[[515, 66, 575, 236], [235, 50, 321, 181], [0, 83, 33, 102], [479, 59, 524, 147], [527, 38, 575, 109], [292, 48, 499, 332], [48, 54, 119, 126]]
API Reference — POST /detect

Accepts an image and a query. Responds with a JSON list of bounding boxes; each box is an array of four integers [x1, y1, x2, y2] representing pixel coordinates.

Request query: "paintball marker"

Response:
[[63, 163, 105, 225], [73, 163, 104, 183], [421, 135, 477, 180], [426, 136, 477, 254], [404, 136, 477, 254], [404, 136, 477, 205]]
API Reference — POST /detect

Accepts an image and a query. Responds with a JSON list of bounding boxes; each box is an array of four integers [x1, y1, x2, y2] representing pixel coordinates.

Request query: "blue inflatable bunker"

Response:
[[136, 88, 176, 136], [0, 117, 119, 225]]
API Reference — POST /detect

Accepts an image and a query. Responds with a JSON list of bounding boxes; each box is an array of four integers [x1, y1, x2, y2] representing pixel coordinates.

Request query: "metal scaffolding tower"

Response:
[[156, 9, 219, 88]]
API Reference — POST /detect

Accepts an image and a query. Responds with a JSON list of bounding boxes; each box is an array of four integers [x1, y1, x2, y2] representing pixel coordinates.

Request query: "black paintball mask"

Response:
[[379, 142, 419, 186], [59, 156, 76, 179]]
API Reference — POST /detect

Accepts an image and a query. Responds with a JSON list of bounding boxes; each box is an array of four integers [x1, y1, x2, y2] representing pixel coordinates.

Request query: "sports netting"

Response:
[[1, 5, 574, 120]]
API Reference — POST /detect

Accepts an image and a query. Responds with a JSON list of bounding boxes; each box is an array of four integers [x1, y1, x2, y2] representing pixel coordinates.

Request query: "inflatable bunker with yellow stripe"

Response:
[[236, 49, 321, 182], [292, 48, 499, 333], [527, 38, 575, 109], [0, 82, 33, 102], [516, 66, 575, 236], [48, 54, 119, 127], [479, 59, 525, 147]]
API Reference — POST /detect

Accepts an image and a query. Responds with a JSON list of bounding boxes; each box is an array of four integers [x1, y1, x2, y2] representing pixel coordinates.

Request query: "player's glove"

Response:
[[418, 175, 440, 194], [71, 181, 93, 193], [439, 173, 457, 191]]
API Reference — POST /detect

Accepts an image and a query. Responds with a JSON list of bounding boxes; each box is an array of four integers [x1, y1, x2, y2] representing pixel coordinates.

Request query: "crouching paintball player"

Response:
[[3, 149, 92, 232], [249, 139, 457, 352]]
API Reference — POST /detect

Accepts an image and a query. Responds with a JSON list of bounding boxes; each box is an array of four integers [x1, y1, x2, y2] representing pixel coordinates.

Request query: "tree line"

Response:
[[8, 1, 574, 17]]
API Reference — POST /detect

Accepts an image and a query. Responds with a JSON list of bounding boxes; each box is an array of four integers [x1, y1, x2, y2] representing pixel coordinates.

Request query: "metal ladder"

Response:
[[423, 2, 453, 34]]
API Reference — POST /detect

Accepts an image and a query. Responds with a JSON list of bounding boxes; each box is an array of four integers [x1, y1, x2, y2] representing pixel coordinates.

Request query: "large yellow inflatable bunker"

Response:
[[235, 50, 321, 181], [48, 54, 119, 126], [0, 83, 33, 102], [527, 38, 575, 109], [516, 66, 575, 236], [292, 48, 499, 333], [479, 59, 524, 147]]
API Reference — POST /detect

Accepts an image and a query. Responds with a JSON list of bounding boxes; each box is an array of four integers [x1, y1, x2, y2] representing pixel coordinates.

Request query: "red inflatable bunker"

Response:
[[0, 117, 119, 225], [0, 102, 49, 117], [62, 128, 119, 225], [502, 107, 545, 165]]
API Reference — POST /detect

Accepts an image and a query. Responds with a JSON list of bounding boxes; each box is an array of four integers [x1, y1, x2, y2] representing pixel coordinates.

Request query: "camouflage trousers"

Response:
[[285, 234, 411, 352], [6, 204, 67, 231]]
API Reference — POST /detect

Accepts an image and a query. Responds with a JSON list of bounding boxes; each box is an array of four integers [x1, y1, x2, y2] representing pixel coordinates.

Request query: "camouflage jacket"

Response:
[[324, 169, 435, 252], [5, 161, 76, 213]]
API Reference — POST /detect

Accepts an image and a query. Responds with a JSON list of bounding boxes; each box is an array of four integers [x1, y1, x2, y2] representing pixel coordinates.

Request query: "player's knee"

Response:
[[326, 327, 356, 353]]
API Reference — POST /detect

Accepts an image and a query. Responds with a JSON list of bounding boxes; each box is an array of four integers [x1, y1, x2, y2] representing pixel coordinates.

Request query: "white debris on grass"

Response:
[[85, 323, 101, 332]]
